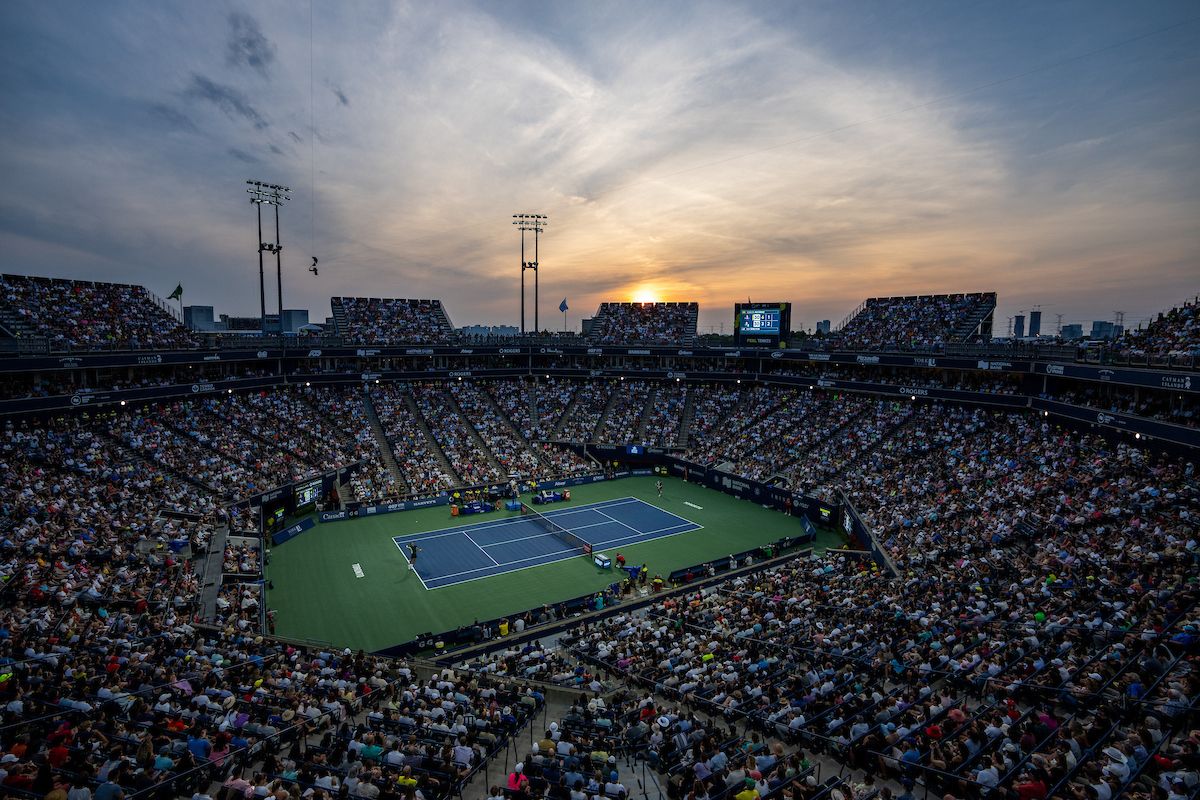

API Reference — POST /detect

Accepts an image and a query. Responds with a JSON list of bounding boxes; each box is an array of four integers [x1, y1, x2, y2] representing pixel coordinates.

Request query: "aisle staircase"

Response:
[[362, 389, 410, 492], [634, 383, 658, 442], [401, 389, 463, 485]]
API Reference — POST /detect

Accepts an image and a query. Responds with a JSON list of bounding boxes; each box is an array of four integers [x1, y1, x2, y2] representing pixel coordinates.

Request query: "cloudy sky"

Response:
[[1, 1, 1197, 334]]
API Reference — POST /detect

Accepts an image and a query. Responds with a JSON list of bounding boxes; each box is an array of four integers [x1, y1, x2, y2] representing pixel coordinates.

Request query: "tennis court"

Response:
[[392, 497, 701, 589]]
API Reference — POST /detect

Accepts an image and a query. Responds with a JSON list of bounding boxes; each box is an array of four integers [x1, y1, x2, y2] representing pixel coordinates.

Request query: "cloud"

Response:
[[228, 147, 259, 163], [185, 74, 268, 130], [0, 1, 1195, 327], [226, 12, 276, 77], [147, 102, 196, 132]]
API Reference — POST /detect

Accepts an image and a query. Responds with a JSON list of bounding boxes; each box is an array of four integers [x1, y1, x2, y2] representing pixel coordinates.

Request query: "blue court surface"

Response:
[[392, 497, 701, 589]]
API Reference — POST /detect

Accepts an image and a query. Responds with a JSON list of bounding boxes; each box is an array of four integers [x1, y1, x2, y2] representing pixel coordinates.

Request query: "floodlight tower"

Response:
[[247, 180, 290, 330], [513, 214, 548, 333]]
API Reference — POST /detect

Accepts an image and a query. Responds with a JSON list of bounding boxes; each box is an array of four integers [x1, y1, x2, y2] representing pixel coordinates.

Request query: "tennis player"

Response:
[[408, 543, 421, 572]]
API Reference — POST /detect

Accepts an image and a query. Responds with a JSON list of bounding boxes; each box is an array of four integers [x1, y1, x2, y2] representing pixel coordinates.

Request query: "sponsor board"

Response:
[[1162, 375, 1193, 390], [1046, 364, 1065, 375], [136, 355, 163, 365], [856, 355, 880, 364], [899, 387, 930, 396], [356, 349, 380, 357], [808, 353, 831, 361], [406, 348, 434, 355], [191, 382, 216, 393]]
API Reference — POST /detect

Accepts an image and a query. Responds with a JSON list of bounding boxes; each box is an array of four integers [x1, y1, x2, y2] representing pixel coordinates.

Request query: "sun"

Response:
[[631, 285, 661, 304]]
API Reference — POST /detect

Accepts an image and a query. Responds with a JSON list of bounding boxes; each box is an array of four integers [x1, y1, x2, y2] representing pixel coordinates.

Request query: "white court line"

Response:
[[594, 508, 645, 536], [684, 502, 703, 510], [390, 497, 645, 545], [478, 519, 613, 549], [424, 522, 705, 590], [393, 544, 432, 594], [424, 520, 701, 586], [464, 532, 499, 565], [351, 563, 364, 578], [625, 495, 700, 528]]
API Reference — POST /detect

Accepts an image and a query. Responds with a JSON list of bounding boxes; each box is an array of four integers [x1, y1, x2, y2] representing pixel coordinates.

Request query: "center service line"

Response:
[[684, 501, 703, 510]]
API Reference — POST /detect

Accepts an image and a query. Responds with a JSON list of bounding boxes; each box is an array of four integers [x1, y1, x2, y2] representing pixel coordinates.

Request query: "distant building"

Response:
[[184, 305, 215, 331], [1061, 324, 1083, 340], [1013, 315, 1025, 338], [1028, 310, 1042, 337], [1090, 321, 1123, 340], [220, 315, 263, 333], [816, 320, 831, 334], [281, 309, 309, 332]]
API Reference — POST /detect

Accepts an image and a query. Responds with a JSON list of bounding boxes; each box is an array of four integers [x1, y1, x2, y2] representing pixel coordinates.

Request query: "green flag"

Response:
[[167, 284, 183, 301]]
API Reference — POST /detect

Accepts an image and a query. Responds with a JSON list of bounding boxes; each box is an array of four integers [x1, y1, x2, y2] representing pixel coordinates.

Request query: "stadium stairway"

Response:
[[329, 297, 348, 337], [196, 526, 228, 622], [473, 380, 552, 471], [950, 293, 998, 341], [401, 387, 463, 485], [675, 384, 697, 447], [362, 389, 411, 492], [592, 381, 624, 440], [634, 381, 658, 442], [549, 381, 585, 439], [440, 385, 507, 476]]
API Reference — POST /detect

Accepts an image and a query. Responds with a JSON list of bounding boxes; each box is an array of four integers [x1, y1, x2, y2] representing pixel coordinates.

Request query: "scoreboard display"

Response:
[[734, 302, 791, 346], [294, 478, 322, 508]]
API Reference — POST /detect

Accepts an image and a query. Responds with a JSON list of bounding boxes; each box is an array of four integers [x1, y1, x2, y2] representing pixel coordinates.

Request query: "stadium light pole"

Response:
[[513, 214, 548, 334], [247, 180, 290, 331]]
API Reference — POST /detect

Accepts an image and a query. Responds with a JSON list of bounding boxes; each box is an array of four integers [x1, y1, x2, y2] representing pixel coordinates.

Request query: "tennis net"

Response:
[[521, 502, 592, 555]]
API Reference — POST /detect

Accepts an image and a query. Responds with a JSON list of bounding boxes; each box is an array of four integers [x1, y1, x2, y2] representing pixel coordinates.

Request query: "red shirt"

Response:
[[1016, 778, 1047, 800]]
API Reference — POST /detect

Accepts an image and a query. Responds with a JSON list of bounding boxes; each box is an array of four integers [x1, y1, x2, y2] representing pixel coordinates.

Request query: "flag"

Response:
[[559, 298, 569, 313], [168, 284, 183, 301]]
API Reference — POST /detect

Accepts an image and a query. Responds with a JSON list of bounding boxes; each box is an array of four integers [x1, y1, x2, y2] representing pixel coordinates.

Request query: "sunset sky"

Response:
[[1, 1, 1197, 334]]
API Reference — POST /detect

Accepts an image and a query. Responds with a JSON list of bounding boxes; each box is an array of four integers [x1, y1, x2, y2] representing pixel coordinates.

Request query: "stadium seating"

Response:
[[334, 296, 456, 344], [2, 362, 1199, 800], [829, 293, 996, 351], [589, 302, 699, 345], [1116, 298, 1200, 359], [0, 273, 199, 350]]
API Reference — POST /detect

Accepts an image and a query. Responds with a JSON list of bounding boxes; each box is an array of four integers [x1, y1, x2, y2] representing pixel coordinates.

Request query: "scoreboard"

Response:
[[734, 302, 791, 346]]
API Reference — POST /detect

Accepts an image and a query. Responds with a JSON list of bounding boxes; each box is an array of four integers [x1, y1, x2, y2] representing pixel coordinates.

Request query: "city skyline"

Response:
[[1, 1, 1197, 334]]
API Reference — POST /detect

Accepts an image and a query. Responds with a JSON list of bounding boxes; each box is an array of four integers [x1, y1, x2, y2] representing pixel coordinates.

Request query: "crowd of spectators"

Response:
[[596, 381, 655, 444], [559, 382, 617, 442], [1116, 298, 1200, 359], [645, 383, 689, 447], [0, 274, 199, 350], [336, 298, 453, 345], [558, 422, 1198, 797], [448, 382, 544, 479], [590, 303, 698, 345], [3, 364, 1200, 800], [371, 383, 458, 495], [410, 384, 504, 487], [828, 293, 996, 351], [1045, 386, 1199, 428], [306, 386, 405, 502]]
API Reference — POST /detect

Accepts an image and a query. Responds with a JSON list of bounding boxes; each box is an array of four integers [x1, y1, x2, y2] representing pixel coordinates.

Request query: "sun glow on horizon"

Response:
[[630, 285, 662, 304]]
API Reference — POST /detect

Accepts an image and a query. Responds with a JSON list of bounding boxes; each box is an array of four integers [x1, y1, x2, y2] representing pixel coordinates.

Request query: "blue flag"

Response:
[[559, 298, 569, 313]]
